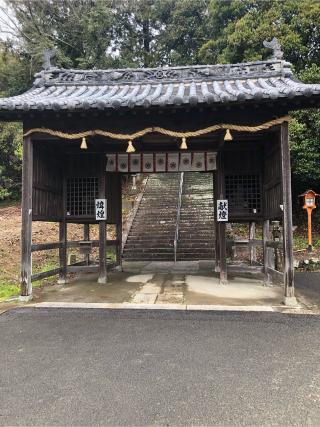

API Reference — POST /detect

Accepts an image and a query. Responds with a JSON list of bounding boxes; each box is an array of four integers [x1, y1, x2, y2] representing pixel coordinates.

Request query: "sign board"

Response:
[[217, 199, 228, 222], [95, 199, 107, 220]]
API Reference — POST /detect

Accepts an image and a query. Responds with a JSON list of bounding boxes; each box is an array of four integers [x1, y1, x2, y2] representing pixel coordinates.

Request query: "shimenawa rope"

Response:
[[23, 115, 290, 141]]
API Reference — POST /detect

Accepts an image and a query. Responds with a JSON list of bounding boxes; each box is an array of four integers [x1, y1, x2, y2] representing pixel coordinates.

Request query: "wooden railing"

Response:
[[174, 172, 184, 263], [30, 239, 119, 282], [226, 238, 284, 282]]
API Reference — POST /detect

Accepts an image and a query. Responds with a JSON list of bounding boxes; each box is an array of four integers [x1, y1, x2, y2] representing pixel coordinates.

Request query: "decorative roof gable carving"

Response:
[[33, 60, 291, 87]]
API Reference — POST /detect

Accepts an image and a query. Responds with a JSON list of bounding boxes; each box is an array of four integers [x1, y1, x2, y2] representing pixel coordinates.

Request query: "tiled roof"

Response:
[[0, 58, 320, 114]]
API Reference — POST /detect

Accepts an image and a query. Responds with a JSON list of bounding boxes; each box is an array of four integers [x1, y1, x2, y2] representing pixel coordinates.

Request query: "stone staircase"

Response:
[[122, 172, 215, 261], [176, 172, 215, 260], [122, 173, 180, 261]]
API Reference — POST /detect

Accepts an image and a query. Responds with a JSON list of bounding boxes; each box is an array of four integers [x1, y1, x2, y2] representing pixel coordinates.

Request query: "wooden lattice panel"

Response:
[[66, 177, 98, 217], [225, 174, 261, 215]]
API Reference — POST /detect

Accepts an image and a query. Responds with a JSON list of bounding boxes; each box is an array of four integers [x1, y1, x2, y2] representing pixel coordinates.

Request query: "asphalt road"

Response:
[[1, 308, 320, 426], [295, 272, 320, 308]]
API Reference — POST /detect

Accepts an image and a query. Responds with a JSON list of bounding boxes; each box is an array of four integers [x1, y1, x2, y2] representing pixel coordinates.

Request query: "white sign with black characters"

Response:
[[217, 199, 228, 222], [95, 199, 107, 221]]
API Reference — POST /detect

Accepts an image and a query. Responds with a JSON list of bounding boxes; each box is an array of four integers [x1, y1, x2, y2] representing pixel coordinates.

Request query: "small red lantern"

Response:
[[299, 189, 320, 252]]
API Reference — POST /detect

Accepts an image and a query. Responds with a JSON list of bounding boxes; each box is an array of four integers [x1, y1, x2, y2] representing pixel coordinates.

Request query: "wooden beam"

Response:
[[98, 158, 107, 284], [32, 242, 62, 251], [31, 267, 61, 282], [21, 136, 33, 298], [280, 122, 296, 305], [31, 239, 118, 252]]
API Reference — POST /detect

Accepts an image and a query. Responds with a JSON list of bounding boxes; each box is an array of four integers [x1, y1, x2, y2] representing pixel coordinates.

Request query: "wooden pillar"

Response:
[[83, 223, 90, 266], [20, 136, 33, 299], [58, 221, 67, 284], [249, 221, 256, 265], [280, 122, 296, 305], [216, 148, 227, 284], [263, 220, 271, 284], [58, 178, 67, 284], [214, 170, 220, 272], [98, 159, 107, 284]]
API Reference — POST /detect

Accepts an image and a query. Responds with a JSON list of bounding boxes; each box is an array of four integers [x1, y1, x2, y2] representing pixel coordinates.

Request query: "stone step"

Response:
[[124, 248, 174, 254], [123, 255, 174, 260], [124, 242, 174, 247]]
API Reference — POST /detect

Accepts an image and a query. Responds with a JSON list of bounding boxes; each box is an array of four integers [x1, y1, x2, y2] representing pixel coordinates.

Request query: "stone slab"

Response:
[[131, 293, 158, 304]]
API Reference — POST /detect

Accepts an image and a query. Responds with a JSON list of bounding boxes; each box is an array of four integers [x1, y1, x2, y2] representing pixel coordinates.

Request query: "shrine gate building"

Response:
[[1, 39, 320, 305]]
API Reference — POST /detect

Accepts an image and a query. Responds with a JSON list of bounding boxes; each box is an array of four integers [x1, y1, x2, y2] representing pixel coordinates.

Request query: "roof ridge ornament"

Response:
[[42, 48, 56, 70], [263, 37, 284, 60]]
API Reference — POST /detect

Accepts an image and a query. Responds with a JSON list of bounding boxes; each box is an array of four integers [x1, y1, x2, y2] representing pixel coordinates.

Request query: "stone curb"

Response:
[[29, 301, 276, 312]]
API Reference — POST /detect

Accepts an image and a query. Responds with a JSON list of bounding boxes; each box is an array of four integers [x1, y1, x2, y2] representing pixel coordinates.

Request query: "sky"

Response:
[[0, 0, 18, 43]]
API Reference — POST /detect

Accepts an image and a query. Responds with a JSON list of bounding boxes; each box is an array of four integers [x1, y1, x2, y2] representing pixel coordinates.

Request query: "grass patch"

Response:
[[107, 250, 117, 262], [0, 282, 20, 301], [0, 260, 59, 302]]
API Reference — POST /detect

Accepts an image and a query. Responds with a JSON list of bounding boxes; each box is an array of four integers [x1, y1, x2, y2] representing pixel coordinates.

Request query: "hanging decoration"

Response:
[[80, 136, 87, 149], [224, 129, 233, 141], [23, 116, 290, 142], [106, 151, 217, 173], [180, 137, 188, 149], [126, 140, 135, 153]]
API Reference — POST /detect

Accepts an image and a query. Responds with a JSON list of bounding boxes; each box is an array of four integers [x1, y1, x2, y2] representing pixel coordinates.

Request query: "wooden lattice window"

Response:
[[225, 174, 261, 214], [66, 177, 99, 216]]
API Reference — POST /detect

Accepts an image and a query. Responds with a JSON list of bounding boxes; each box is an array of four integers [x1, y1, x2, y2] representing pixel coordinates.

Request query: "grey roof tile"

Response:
[[0, 59, 320, 115]]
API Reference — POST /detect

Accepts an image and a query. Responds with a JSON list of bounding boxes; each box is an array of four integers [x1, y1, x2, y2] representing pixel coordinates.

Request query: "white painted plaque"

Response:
[[95, 199, 107, 220], [217, 199, 228, 222]]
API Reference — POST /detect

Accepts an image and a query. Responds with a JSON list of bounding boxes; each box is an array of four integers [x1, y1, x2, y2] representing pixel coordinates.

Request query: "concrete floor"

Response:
[[30, 261, 284, 307]]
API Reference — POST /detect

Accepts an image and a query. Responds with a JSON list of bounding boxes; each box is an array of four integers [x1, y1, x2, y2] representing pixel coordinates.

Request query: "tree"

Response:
[[0, 122, 22, 200], [200, 0, 320, 70]]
